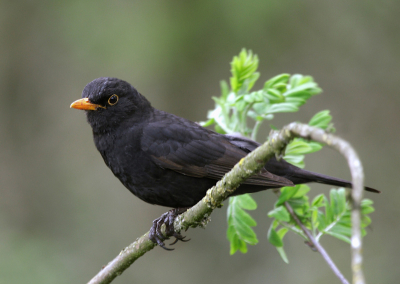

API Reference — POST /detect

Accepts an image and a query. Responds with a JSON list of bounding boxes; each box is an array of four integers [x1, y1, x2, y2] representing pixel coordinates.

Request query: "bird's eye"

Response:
[[108, 94, 119, 106]]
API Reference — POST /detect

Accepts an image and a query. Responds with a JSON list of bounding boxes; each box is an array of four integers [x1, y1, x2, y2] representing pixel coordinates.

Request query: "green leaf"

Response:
[[311, 209, 319, 228], [238, 239, 248, 253], [248, 111, 274, 121], [214, 124, 226, 134], [265, 89, 285, 103], [230, 49, 259, 93], [248, 110, 268, 121], [324, 195, 333, 223], [268, 206, 290, 222], [330, 188, 346, 217], [284, 83, 319, 97], [252, 102, 268, 115], [285, 139, 313, 155], [317, 210, 328, 231], [330, 224, 352, 237], [220, 80, 229, 99], [234, 98, 247, 112], [309, 110, 332, 130], [282, 154, 305, 168], [276, 186, 298, 205], [287, 195, 309, 207], [199, 118, 215, 127], [230, 220, 257, 244], [288, 75, 322, 95], [287, 196, 310, 218], [268, 226, 283, 247], [311, 194, 325, 207], [236, 194, 257, 210], [308, 141, 323, 152], [329, 189, 338, 216], [325, 231, 351, 244], [277, 228, 289, 239], [227, 195, 259, 254], [228, 232, 249, 254], [361, 215, 372, 227], [233, 207, 257, 227], [264, 103, 299, 114], [264, 73, 290, 89], [228, 231, 239, 254], [361, 199, 375, 214], [288, 74, 301, 87], [284, 92, 313, 107], [361, 206, 375, 215], [361, 199, 374, 206], [336, 188, 347, 215], [272, 219, 279, 229], [291, 184, 311, 198], [276, 246, 289, 263], [206, 107, 229, 134]]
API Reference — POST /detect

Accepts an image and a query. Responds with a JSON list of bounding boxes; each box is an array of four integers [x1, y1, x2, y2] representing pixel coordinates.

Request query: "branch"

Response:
[[88, 123, 365, 284]]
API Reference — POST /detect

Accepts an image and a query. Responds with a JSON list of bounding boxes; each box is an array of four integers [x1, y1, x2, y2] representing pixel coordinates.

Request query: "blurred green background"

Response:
[[1, 1, 399, 283]]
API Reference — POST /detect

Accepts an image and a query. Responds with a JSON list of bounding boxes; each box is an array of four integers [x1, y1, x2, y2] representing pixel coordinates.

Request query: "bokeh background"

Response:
[[1, 1, 399, 283]]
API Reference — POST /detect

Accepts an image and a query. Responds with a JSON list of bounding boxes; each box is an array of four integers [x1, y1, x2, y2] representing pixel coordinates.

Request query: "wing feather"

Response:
[[142, 113, 293, 188]]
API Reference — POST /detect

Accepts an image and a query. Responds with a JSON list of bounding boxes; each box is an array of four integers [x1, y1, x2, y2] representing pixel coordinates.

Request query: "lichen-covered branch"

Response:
[[87, 231, 156, 284], [88, 123, 365, 284]]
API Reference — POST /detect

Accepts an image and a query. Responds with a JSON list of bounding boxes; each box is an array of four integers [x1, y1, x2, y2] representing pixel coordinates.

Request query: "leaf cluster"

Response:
[[202, 49, 374, 257], [267, 187, 375, 262], [201, 49, 322, 140], [227, 194, 258, 254]]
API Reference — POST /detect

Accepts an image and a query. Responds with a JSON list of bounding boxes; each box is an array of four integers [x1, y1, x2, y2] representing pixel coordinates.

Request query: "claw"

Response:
[[172, 232, 184, 239], [173, 232, 189, 241], [160, 244, 175, 251], [148, 208, 190, 250], [169, 234, 191, 246]]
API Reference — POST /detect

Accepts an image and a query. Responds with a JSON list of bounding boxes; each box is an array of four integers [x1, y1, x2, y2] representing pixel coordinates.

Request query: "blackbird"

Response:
[[70, 77, 379, 249]]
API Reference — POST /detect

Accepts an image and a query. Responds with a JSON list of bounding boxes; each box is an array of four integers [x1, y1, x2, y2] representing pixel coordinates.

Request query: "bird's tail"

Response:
[[291, 168, 380, 193]]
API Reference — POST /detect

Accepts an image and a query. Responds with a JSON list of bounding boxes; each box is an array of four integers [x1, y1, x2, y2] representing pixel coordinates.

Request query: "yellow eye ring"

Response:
[[108, 94, 119, 106]]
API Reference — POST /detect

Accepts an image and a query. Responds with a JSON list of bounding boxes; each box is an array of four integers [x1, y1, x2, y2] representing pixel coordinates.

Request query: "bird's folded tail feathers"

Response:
[[292, 168, 380, 193]]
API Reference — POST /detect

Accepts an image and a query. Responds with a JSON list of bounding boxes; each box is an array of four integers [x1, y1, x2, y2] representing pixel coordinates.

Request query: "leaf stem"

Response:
[[278, 220, 307, 240], [251, 120, 262, 141], [316, 203, 349, 242], [283, 201, 350, 284]]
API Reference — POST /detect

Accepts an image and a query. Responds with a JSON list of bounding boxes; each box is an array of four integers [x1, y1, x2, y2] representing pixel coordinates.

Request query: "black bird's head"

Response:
[[70, 77, 152, 134]]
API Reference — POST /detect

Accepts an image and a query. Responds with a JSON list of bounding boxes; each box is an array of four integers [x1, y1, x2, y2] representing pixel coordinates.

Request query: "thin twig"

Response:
[[283, 201, 350, 284]]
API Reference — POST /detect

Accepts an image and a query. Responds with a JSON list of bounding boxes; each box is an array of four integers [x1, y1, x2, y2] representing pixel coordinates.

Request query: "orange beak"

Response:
[[70, 98, 105, 110]]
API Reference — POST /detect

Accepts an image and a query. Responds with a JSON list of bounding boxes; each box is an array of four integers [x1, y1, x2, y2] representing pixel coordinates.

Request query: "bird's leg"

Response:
[[149, 208, 190, 250]]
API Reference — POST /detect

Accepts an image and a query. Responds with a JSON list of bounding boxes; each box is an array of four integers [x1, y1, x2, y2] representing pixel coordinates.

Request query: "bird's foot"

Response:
[[149, 208, 190, 250]]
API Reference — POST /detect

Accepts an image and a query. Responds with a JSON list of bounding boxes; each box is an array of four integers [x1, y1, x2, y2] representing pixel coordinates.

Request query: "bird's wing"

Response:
[[141, 115, 293, 188]]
